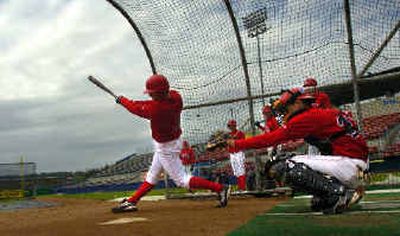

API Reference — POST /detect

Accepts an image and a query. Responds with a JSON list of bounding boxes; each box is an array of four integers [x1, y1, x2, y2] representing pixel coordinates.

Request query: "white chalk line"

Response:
[[264, 210, 400, 216], [294, 188, 400, 199]]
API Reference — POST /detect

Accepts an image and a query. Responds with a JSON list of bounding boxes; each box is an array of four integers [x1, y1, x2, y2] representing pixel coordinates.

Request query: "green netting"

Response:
[[108, 0, 399, 146]]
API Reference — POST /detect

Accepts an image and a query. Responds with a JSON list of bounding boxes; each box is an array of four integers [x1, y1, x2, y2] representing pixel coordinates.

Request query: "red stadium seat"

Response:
[[362, 112, 400, 140]]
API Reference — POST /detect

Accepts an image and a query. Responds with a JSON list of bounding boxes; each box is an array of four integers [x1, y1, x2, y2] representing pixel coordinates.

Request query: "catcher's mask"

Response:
[[273, 87, 315, 115]]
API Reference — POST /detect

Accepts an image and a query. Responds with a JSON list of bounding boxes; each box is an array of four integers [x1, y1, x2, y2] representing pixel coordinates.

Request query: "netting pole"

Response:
[[358, 20, 400, 78], [343, 0, 363, 130], [106, 0, 157, 74], [257, 35, 266, 106], [223, 0, 256, 135]]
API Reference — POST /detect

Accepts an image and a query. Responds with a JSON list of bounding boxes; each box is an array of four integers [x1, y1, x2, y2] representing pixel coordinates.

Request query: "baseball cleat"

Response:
[[348, 187, 365, 206], [322, 190, 353, 215], [217, 185, 230, 208], [111, 198, 138, 213], [310, 195, 326, 212]]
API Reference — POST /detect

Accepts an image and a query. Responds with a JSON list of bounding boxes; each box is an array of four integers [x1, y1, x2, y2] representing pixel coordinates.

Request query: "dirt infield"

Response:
[[0, 196, 285, 236]]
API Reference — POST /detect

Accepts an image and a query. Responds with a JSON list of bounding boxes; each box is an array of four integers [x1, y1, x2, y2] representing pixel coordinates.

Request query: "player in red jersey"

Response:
[[180, 140, 196, 175], [112, 74, 229, 213], [228, 88, 368, 214], [303, 77, 332, 109], [303, 77, 332, 155], [227, 120, 247, 191], [255, 105, 280, 133]]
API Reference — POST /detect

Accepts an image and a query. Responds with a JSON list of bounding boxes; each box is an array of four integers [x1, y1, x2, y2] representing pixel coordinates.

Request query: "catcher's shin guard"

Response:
[[285, 162, 345, 197], [285, 162, 352, 214]]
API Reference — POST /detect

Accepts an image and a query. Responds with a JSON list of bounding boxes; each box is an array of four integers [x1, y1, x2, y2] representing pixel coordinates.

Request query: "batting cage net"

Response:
[[0, 162, 37, 199], [109, 0, 399, 143], [81, 0, 400, 193]]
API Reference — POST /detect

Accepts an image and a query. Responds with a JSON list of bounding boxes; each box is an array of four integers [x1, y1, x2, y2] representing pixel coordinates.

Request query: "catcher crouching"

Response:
[[227, 87, 368, 214]]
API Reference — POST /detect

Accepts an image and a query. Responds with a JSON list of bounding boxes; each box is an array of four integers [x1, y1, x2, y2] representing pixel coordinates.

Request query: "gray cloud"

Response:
[[0, 0, 153, 172]]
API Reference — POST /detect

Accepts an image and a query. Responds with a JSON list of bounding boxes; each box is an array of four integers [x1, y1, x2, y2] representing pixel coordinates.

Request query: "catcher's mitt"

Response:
[[206, 130, 230, 151]]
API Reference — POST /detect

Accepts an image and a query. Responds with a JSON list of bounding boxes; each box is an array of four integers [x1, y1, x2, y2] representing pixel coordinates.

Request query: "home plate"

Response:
[[98, 217, 148, 225], [110, 195, 165, 202]]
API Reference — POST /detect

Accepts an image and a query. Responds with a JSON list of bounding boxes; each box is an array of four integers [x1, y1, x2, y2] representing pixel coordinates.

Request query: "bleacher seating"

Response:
[[363, 112, 400, 139], [196, 150, 229, 163], [383, 143, 400, 158]]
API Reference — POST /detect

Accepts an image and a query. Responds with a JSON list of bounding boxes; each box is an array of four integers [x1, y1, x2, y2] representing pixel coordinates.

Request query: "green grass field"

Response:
[[229, 192, 400, 236]]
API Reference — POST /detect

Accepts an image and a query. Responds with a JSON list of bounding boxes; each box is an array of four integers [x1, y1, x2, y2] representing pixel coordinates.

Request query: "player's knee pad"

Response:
[[264, 152, 295, 181], [285, 162, 345, 197], [267, 160, 287, 181]]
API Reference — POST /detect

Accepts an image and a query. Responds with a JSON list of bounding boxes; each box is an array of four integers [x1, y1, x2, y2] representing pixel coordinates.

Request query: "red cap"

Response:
[[262, 105, 272, 114], [144, 74, 169, 94], [182, 140, 189, 148], [227, 119, 237, 127], [303, 77, 317, 87]]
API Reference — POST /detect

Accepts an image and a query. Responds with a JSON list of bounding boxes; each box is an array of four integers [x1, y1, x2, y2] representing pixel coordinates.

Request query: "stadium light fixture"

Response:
[[242, 8, 270, 106]]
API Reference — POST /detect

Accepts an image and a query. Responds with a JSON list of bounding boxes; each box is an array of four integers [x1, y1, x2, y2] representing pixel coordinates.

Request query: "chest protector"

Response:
[[304, 113, 359, 155]]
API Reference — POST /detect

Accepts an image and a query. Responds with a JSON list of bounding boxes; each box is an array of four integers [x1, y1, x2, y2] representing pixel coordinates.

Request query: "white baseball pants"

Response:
[[229, 151, 246, 177], [145, 138, 192, 189], [289, 155, 368, 188]]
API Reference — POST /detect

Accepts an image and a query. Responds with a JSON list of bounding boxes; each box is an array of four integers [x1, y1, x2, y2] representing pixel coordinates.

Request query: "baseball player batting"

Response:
[[107, 74, 229, 213]]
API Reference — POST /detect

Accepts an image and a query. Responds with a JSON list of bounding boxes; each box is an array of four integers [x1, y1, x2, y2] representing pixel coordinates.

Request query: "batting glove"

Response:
[[115, 96, 122, 104]]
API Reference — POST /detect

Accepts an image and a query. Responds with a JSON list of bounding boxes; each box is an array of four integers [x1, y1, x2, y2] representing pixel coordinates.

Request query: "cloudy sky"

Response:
[[0, 0, 153, 172]]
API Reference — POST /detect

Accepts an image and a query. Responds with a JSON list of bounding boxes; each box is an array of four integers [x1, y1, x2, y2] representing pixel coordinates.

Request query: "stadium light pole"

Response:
[[242, 8, 270, 106]]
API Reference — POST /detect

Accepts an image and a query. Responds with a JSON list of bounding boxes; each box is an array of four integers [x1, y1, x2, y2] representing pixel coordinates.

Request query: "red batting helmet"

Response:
[[303, 77, 318, 87], [227, 119, 237, 127], [262, 105, 272, 114], [144, 74, 169, 94]]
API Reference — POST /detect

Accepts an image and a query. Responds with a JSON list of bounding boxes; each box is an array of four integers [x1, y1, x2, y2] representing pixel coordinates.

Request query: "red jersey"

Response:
[[256, 118, 280, 133], [228, 129, 245, 154], [119, 90, 182, 143], [229, 130, 245, 140], [265, 118, 280, 133], [234, 108, 368, 161], [180, 147, 196, 165], [315, 91, 332, 109]]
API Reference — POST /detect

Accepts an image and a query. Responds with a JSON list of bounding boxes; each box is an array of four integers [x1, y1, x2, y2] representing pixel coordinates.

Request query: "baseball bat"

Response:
[[87, 75, 117, 99]]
